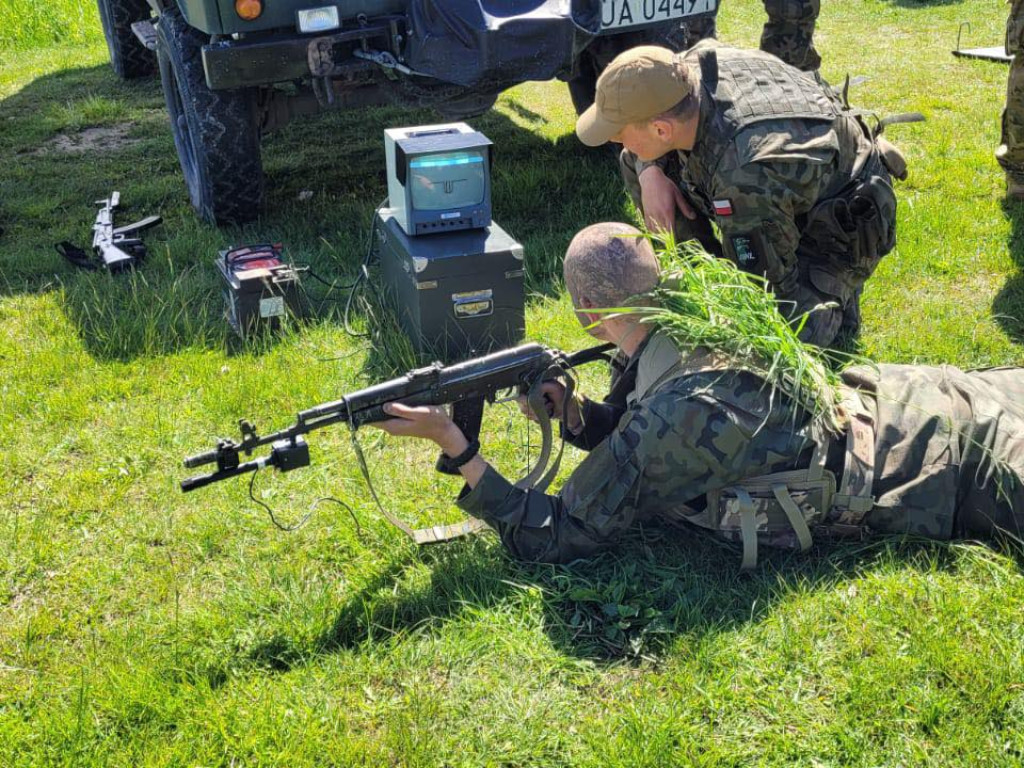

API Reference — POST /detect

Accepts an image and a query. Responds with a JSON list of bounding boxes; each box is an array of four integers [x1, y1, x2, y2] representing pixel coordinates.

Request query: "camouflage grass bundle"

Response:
[[628, 237, 846, 433]]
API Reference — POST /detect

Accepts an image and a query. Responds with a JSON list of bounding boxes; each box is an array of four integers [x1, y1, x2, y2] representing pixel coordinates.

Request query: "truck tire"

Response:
[[155, 7, 263, 225], [97, 0, 156, 79], [567, 49, 600, 115]]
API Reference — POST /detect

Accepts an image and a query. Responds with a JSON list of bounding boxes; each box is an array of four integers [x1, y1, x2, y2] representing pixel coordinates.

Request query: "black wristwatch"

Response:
[[435, 439, 480, 475]]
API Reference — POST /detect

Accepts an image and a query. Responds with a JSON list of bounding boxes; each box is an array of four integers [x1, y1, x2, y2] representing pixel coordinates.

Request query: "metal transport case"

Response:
[[375, 208, 525, 361]]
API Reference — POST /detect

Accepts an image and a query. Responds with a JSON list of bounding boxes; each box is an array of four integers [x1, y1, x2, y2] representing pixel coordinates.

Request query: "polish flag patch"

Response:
[[713, 199, 734, 216]]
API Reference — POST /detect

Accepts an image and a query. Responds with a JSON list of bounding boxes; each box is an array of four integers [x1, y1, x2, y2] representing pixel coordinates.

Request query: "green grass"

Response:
[[0, 0, 100, 50], [2, 0, 1024, 765]]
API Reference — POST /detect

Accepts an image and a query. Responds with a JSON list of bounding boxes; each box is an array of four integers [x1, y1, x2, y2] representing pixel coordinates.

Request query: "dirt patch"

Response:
[[35, 124, 140, 155]]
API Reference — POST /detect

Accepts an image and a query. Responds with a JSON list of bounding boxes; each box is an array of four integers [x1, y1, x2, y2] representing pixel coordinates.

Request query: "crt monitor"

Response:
[[385, 122, 493, 236]]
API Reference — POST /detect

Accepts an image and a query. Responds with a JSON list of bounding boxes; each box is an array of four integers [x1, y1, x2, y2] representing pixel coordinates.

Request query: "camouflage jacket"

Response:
[[457, 333, 1024, 564], [636, 41, 895, 306]]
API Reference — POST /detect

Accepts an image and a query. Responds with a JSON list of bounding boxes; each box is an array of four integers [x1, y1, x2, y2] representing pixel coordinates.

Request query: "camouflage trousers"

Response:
[[762, 0, 820, 72], [997, 0, 1024, 180], [618, 149, 859, 347], [845, 365, 1024, 541]]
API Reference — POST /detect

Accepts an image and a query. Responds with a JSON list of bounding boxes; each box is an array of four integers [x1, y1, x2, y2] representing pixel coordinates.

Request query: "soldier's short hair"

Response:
[[564, 223, 660, 309], [655, 91, 699, 124]]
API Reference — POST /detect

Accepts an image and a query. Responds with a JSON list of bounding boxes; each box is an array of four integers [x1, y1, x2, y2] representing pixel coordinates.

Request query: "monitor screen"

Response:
[[409, 151, 487, 211]]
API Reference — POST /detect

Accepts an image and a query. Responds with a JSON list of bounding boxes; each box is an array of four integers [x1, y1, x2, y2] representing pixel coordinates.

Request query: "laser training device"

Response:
[[217, 243, 306, 338], [384, 122, 493, 236], [376, 207, 525, 361]]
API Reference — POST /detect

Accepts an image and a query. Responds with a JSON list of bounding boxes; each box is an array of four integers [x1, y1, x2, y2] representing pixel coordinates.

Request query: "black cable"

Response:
[[302, 266, 362, 293], [310, 497, 365, 543], [247, 465, 365, 540], [342, 196, 389, 339], [249, 466, 313, 532]]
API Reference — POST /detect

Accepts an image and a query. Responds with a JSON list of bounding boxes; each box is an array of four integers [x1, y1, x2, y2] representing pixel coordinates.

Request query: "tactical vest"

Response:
[[683, 43, 845, 195], [684, 43, 902, 302], [637, 334, 877, 569]]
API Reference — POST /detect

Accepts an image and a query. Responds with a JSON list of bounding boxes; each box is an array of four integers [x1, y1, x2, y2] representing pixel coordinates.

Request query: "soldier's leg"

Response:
[[618, 148, 722, 256], [761, 0, 821, 72], [997, 1, 1024, 197], [951, 368, 1024, 538], [679, 15, 717, 50], [785, 282, 844, 348]]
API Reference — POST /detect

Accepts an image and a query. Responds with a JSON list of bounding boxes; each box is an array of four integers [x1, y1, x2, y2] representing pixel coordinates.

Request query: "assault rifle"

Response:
[[92, 192, 162, 271], [181, 342, 614, 542]]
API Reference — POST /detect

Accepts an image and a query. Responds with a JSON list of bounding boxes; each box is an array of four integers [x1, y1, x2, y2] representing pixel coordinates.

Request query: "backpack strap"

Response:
[[830, 393, 877, 525], [735, 488, 759, 571]]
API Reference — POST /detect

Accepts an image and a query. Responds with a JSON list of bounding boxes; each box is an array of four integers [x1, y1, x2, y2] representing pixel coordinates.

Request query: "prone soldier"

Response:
[[577, 42, 909, 348], [373, 224, 1024, 569]]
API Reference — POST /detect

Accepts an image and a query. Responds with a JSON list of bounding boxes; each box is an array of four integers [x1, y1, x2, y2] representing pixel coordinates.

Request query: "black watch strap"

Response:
[[436, 440, 480, 474]]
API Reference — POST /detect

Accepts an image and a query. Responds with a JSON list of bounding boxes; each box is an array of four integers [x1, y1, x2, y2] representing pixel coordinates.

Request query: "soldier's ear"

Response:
[[650, 117, 673, 141]]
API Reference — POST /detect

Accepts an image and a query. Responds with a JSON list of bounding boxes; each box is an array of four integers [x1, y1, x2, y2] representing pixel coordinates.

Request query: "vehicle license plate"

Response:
[[601, 0, 717, 30]]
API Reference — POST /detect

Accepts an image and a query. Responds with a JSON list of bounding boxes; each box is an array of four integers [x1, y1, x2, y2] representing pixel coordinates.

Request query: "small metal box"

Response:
[[375, 208, 525, 362], [217, 244, 305, 338]]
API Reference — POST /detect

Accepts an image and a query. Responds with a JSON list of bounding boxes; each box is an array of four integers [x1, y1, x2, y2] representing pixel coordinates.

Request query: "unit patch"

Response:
[[732, 236, 757, 268]]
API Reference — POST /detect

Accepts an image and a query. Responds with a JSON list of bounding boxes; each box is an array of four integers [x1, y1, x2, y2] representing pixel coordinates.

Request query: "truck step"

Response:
[[131, 20, 157, 52]]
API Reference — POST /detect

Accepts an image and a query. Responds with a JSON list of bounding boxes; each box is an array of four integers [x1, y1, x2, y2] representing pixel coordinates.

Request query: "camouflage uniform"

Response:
[[623, 41, 901, 348], [457, 332, 1024, 566], [997, 0, 1024, 185], [762, 0, 820, 71]]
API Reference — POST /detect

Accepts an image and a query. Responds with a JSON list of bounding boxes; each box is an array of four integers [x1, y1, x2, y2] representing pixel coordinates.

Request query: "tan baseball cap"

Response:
[[576, 46, 694, 147]]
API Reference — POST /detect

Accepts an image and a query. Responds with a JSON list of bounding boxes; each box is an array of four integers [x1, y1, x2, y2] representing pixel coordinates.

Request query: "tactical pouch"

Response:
[[708, 469, 837, 569], [800, 157, 896, 281], [875, 136, 908, 181]]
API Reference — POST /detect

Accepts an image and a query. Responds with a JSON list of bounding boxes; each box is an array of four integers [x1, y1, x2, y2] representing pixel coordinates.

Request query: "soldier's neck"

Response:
[[613, 322, 650, 359]]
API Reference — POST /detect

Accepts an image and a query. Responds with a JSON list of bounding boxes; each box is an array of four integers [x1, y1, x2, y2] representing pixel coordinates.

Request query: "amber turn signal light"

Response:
[[235, 0, 263, 21]]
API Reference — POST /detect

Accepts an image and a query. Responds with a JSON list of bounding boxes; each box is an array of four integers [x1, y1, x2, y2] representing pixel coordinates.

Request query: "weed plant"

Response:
[[631, 238, 845, 431]]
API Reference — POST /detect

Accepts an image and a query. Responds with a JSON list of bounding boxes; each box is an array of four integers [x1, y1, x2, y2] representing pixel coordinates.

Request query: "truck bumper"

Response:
[[202, 36, 311, 90], [201, 15, 402, 90]]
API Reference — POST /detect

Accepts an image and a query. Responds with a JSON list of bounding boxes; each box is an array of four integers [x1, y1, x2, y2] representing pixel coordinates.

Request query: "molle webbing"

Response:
[[706, 53, 841, 127], [691, 45, 842, 183]]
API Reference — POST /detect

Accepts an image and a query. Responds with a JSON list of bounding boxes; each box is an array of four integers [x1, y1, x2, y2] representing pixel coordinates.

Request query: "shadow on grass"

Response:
[[879, 0, 966, 7], [995, 198, 1024, 344], [0, 62, 628, 363], [296, 526, 982, 666]]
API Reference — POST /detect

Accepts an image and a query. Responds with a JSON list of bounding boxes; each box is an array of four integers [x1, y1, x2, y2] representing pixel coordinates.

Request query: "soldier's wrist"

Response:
[[638, 164, 667, 184], [564, 395, 586, 435]]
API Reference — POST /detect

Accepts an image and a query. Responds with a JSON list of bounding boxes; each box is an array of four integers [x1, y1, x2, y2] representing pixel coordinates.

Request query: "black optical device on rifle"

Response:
[[181, 341, 613, 543]]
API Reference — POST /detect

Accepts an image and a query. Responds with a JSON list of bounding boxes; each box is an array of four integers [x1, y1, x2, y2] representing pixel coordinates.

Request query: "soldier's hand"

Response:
[[373, 402, 459, 447], [638, 165, 696, 233], [516, 382, 584, 433]]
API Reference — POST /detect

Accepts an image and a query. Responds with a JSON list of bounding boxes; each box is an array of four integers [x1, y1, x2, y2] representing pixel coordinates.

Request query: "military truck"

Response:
[[96, 0, 718, 225]]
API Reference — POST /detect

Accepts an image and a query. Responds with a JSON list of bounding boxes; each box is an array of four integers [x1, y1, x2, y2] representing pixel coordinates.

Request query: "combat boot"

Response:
[[1007, 175, 1024, 201]]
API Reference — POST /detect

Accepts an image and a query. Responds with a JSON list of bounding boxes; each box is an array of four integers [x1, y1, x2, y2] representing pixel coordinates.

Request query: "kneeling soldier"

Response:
[[578, 42, 910, 348]]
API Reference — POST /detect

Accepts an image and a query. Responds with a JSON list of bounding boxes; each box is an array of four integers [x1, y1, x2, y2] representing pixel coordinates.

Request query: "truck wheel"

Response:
[[96, 0, 156, 79], [155, 7, 263, 225], [567, 49, 600, 115]]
